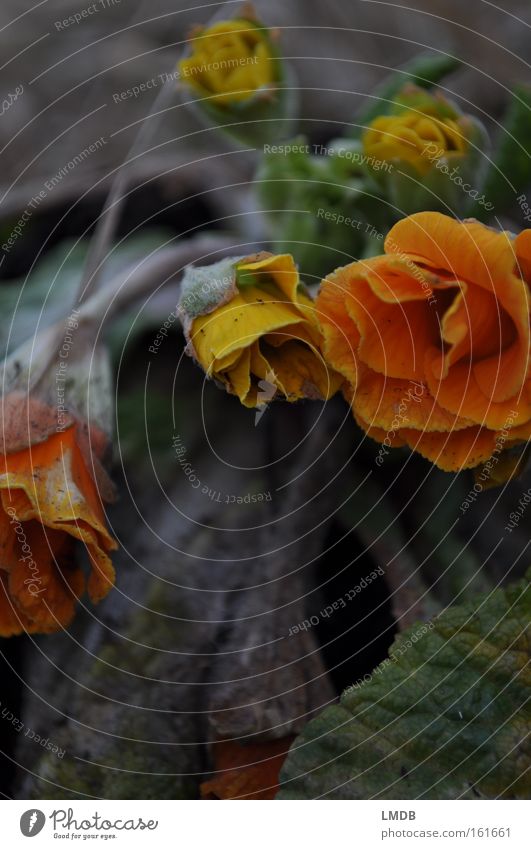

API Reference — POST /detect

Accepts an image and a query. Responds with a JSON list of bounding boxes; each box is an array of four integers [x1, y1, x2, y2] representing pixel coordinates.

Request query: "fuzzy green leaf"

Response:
[[278, 573, 531, 799]]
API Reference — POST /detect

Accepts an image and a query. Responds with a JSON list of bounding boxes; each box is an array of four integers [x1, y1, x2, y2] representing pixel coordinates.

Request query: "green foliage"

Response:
[[352, 53, 462, 134], [256, 138, 386, 281], [279, 572, 531, 799], [116, 388, 177, 466], [256, 57, 468, 271], [0, 241, 85, 357], [482, 84, 531, 216], [0, 231, 174, 358]]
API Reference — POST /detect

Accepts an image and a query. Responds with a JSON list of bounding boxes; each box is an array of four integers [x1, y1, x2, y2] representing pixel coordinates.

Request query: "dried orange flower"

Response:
[[317, 212, 531, 472], [0, 393, 117, 636]]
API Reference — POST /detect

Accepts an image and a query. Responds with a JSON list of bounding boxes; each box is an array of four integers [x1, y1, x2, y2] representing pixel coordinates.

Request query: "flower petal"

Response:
[[388, 213, 531, 407], [397, 425, 510, 472], [0, 427, 116, 608], [225, 347, 252, 405], [349, 370, 473, 434], [191, 286, 306, 367], [320, 260, 443, 381], [260, 340, 339, 401], [0, 511, 85, 635], [423, 352, 531, 431], [386, 213, 516, 285], [317, 274, 361, 388], [514, 229, 531, 285], [237, 253, 301, 304]]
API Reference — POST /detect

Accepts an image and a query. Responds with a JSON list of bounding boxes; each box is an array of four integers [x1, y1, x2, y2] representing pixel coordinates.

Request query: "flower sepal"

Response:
[[257, 137, 386, 280]]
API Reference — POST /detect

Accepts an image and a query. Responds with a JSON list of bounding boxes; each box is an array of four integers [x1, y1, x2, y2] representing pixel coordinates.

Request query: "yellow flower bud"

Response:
[[179, 19, 275, 106], [359, 85, 489, 214], [363, 110, 468, 175]]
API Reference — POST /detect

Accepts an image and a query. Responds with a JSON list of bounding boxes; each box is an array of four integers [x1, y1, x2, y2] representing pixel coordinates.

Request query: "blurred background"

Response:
[[1, 0, 531, 277]]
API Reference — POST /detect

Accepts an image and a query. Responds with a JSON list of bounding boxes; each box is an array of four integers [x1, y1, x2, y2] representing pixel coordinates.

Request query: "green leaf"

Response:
[[0, 241, 85, 358], [256, 137, 387, 281], [0, 230, 174, 359], [481, 84, 531, 215], [116, 387, 178, 466], [278, 572, 531, 799], [351, 53, 461, 135]]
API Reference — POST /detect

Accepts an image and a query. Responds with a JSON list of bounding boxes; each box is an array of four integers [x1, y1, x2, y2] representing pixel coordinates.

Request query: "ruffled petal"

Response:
[[0, 510, 85, 635], [385, 213, 517, 286], [423, 352, 531, 431], [191, 286, 306, 368], [259, 340, 339, 401], [349, 370, 473, 434], [225, 347, 252, 405], [397, 426, 511, 472], [316, 273, 361, 387], [0, 426, 116, 612], [319, 259, 443, 381], [514, 229, 531, 285], [237, 254, 300, 304]]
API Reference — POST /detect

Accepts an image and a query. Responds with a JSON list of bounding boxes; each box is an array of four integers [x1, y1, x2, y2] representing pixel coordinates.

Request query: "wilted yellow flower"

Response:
[[180, 253, 340, 407], [179, 19, 275, 106]]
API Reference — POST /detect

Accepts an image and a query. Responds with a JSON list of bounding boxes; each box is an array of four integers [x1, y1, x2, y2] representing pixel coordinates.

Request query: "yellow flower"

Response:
[[363, 110, 468, 175], [181, 253, 340, 407], [179, 19, 275, 106], [359, 85, 488, 214]]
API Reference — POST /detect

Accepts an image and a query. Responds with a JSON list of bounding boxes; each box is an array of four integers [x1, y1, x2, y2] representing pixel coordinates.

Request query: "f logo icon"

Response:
[[20, 810, 46, 837]]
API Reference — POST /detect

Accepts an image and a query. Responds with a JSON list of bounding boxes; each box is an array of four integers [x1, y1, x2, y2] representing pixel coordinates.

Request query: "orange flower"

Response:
[[200, 737, 294, 800], [317, 212, 531, 472], [0, 393, 117, 636]]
